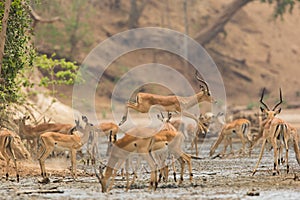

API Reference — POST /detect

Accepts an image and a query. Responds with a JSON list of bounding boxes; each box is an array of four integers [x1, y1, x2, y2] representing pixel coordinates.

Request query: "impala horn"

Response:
[[195, 71, 210, 95], [259, 88, 270, 111], [272, 88, 283, 111]]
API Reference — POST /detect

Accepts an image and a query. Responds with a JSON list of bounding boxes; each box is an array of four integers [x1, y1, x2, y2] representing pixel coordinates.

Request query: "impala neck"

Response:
[[182, 91, 207, 108], [196, 90, 208, 101], [75, 125, 90, 144]]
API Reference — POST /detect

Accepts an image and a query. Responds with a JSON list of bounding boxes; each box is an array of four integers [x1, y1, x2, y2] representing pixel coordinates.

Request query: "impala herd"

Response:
[[0, 72, 300, 193]]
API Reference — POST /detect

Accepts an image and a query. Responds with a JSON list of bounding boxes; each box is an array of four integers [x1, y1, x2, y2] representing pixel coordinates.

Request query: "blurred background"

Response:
[[31, 0, 300, 110], [2, 0, 300, 123]]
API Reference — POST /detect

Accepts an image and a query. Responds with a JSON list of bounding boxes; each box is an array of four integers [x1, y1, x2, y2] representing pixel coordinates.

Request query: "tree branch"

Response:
[[194, 0, 253, 46], [0, 0, 12, 78], [21, 1, 60, 29]]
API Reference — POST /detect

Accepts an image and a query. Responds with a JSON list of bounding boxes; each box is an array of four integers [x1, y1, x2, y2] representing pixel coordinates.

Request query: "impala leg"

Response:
[[131, 156, 141, 186], [125, 159, 130, 191], [271, 138, 280, 176], [171, 155, 177, 182], [8, 148, 19, 182], [177, 157, 185, 184], [181, 153, 193, 182], [5, 158, 11, 181], [236, 131, 246, 155], [194, 135, 198, 156], [38, 145, 54, 178], [70, 149, 77, 179], [141, 151, 157, 191], [221, 136, 230, 156], [252, 139, 266, 176], [285, 143, 289, 174]]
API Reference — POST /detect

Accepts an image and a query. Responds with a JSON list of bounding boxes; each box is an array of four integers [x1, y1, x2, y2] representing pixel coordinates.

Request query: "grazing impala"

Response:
[[119, 71, 214, 132], [95, 127, 158, 193], [252, 88, 300, 175], [209, 118, 251, 157], [0, 128, 29, 182], [95, 113, 199, 193]]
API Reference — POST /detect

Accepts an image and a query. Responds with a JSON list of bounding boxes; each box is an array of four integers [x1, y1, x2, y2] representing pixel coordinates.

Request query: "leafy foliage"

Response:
[[34, 54, 82, 96], [0, 1, 82, 109], [261, 0, 300, 18], [0, 0, 34, 105]]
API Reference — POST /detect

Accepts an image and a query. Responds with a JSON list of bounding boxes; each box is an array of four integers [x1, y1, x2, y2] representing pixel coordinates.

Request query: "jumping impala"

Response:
[[252, 88, 300, 175], [38, 123, 90, 180], [119, 71, 214, 132], [0, 128, 29, 182], [15, 116, 74, 155], [209, 118, 251, 157]]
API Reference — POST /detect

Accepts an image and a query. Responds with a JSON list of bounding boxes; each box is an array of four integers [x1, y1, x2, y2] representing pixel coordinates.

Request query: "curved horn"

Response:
[[272, 88, 283, 111], [195, 71, 210, 94], [259, 88, 270, 111]]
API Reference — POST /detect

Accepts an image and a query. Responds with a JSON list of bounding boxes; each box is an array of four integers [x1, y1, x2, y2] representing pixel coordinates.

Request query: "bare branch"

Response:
[[21, 1, 60, 29]]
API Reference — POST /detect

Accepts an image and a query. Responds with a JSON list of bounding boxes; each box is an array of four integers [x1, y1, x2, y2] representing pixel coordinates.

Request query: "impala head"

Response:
[[157, 112, 172, 123], [94, 164, 108, 193], [14, 115, 30, 128], [195, 71, 215, 103], [157, 112, 177, 131], [259, 88, 283, 119], [11, 134, 31, 160]]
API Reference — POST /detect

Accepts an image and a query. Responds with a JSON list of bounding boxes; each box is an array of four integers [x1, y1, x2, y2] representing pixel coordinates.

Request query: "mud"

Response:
[[1, 137, 300, 200]]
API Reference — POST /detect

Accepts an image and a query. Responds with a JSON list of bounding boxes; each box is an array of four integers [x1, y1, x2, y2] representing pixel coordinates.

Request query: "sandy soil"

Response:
[[1, 111, 300, 200]]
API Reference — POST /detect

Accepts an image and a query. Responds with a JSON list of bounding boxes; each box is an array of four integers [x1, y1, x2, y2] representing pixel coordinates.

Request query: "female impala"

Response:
[[0, 128, 29, 182], [16, 116, 73, 155], [38, 121, 90, 179], [209, 118, 251, 157], [95, 113, 198, 193]]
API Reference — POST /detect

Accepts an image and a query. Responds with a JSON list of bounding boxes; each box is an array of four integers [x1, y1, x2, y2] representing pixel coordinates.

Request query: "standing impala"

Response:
[[38, 121, 90, 180], [0, 128, 29, 182], [252, 88, 300, 175], [119, 71, 214, 132], [15, 116, 74, 155]]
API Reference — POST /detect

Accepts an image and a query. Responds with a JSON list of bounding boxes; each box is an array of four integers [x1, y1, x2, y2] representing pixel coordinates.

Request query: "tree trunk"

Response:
[[128, 0, 148, 29], [194, 0, 253, 46], [0, 0, 12, 80]]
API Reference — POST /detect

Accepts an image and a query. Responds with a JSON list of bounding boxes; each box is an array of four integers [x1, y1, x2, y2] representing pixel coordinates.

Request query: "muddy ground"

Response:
[[1, 136, 300, 200], [1, 110, 300, 200]]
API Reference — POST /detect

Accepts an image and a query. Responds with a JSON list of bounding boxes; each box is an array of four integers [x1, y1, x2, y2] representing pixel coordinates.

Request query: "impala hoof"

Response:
[[38, 177, 50, 184]]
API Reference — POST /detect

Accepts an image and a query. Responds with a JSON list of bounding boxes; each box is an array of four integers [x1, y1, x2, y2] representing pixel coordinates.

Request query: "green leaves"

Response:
[[33, 53, 82, 95], [0, 0, 33, 105], [261, 0, 300, 19]]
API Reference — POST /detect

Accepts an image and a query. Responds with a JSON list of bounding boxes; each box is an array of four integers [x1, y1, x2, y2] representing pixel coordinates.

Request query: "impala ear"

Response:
[[275, 107, 281, 115], [168, 112, 172, 121], [82, 116, 88, 123], [260, 106, 266, 113], [75, 119, 80, 126]]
